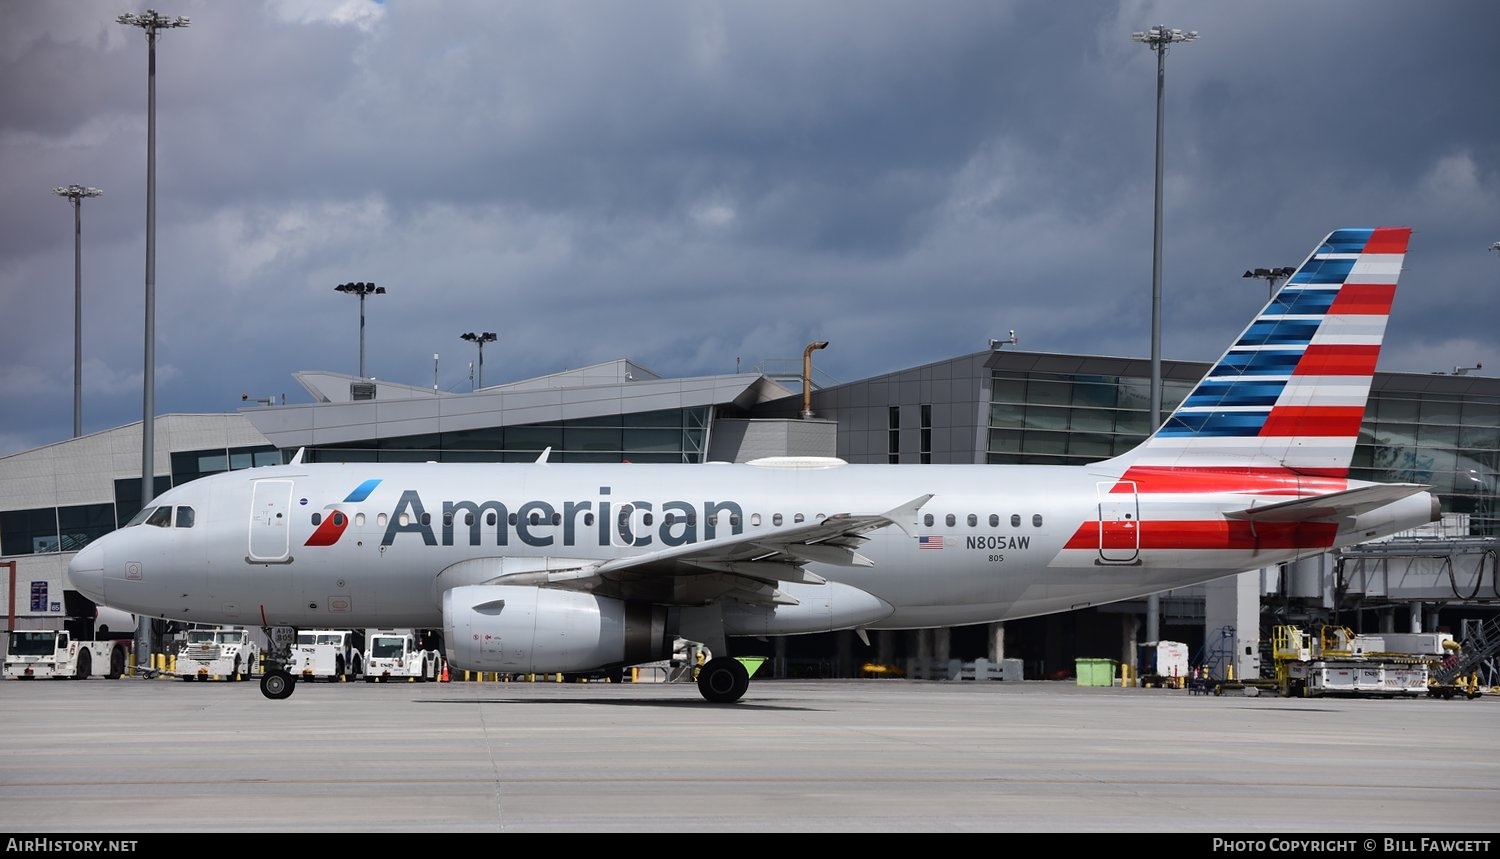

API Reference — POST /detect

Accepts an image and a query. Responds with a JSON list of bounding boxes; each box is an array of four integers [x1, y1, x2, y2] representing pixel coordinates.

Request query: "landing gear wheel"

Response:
[[697, 657, 749, 704], [261, 669, 296, 700]]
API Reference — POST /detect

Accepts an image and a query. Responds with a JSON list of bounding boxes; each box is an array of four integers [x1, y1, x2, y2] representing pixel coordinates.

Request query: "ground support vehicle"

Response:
[[288, 629, 362, 682], [362, 628, 440, 682], [4, 629, 129, 680], [1271, 625, 1436, 699], [1137, 640, 1190, 688], [175, 627, 261, 681]]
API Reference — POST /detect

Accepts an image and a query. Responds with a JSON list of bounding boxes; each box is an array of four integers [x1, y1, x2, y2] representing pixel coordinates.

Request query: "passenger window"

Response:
[[794, 513, 805, 524], [1011, 514, 1021, 527], [311, 512, 322, 526], [465, 513, 475, 526], [1033, 514, 1044, 527], [378, 513, 388, 527], [355, 513, 365, 527], [442, 512, 452, 527], [923, 514, 933, 527], [643, 513, 654, 526], [175, 506, 194, 528], [773, 513, 783, 526], [584, 513, 595, 526], [420, 513, 431, 526], [486, 512, 496, 526], [945, 514, 956, 527], [730, 514, 742, 527], [751, 513, 761, 526], [989, 514, 999, 527], [966, 514, 977, 527]]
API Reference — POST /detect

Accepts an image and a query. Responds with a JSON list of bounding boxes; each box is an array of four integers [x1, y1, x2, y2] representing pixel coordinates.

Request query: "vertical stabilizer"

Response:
[[1109, 227, 1411, 477]]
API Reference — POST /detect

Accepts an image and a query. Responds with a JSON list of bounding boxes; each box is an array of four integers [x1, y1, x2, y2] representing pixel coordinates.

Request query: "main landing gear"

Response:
[[696, 656, 750, 704]]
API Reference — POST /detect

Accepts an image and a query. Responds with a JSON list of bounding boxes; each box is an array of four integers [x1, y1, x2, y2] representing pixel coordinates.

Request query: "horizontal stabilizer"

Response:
[[1227, 483, 1431, 522]]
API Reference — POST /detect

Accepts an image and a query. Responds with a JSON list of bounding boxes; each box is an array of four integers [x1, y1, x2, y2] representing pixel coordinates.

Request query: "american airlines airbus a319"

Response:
[[69, 227, 1439, 703]]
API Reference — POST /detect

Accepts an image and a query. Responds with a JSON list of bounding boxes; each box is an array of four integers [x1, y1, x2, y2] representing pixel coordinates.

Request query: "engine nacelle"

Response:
[[442, 585, 675, 674], [721, 580, 893, 636]]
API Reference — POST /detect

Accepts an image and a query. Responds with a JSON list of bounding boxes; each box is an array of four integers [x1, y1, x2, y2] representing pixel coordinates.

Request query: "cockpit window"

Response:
[[125, 506, 158, 527], [145, 507, 173, 528], [175, 506, 195, 528]]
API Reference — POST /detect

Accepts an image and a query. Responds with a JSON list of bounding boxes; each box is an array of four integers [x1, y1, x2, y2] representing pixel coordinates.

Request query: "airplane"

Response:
[[68, 226, 1439, 704]]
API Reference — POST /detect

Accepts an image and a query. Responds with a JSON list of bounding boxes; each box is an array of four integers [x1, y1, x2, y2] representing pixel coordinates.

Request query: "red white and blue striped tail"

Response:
[[1109, 227, 1411, 478]]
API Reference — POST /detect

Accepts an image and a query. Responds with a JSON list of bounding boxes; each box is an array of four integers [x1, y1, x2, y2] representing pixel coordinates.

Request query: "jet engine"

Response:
[[442, 585, 676, 674]]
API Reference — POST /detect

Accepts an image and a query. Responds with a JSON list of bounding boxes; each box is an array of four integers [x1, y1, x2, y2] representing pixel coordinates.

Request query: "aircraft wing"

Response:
[[1225, 483, 1431, 523], [484, 494, 932, 606]]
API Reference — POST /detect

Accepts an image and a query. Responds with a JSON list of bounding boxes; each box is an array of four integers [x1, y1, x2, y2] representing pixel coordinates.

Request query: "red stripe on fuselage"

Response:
[[1111, 467, 1348, 496], [1065, 519, 1340, 551]]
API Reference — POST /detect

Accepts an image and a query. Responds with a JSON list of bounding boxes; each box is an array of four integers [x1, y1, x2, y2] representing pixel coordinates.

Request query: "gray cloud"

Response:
[[2, 0, 1497, 457]]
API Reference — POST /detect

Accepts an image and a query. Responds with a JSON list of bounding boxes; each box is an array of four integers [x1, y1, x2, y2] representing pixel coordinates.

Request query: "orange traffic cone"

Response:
[[440, 660, 450, 683]]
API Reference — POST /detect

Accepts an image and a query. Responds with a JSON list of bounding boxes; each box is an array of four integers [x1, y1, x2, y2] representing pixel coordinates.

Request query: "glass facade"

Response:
[[987, 371, 1193, 465], [302, 407, 712, 465], [987, 368, 1500, 537], [0, 445, 278, 558]]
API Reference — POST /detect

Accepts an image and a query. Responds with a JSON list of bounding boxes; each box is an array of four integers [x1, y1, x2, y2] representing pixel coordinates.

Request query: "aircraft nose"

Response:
[[68, 541, 106, 603]]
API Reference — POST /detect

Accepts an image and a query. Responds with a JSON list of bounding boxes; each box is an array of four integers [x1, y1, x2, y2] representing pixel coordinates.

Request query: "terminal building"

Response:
[[3, 345, 1497, 682]]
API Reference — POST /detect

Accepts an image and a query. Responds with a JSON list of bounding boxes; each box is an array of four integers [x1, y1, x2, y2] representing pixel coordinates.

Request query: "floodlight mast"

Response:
[[335, 282, 386, 379], [1243, 266, 1295, 301], [460, 332, 497, 390], [53, 185, 103, 438], [1131, 24, 1196, 646], [118, 9, 189, 669]]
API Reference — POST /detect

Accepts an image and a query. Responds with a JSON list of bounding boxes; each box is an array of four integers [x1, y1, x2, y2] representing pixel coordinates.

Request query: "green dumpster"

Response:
[[1075, 657, 1117, 687]]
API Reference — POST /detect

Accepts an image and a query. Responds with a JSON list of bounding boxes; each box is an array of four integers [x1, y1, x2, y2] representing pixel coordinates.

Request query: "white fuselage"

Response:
[[68, 458, 1437, 634]]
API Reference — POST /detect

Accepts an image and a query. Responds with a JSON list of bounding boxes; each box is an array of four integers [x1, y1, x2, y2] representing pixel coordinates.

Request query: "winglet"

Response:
[[289, 447, 305, 465], [535, 446, 552, 464], [882, 494, 933, 539]]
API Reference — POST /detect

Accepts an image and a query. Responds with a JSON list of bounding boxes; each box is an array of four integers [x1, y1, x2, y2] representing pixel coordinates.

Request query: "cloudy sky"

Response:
[[3, 1, 1498, 459]]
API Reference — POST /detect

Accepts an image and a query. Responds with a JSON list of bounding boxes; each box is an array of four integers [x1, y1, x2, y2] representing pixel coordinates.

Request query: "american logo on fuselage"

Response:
[[304, 484, 747, 549]]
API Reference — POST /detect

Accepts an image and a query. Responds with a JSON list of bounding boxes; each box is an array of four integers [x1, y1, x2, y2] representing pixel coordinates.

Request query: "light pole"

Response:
[[1131, 24, 1197, 433], [1243, 266, 1295, 301], [53, 184, 103, 438], [335, 282, 385, 379], [119, 9, 188, 671], [1132, 24, 1195, 647], [460, 332, 497, 390]]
